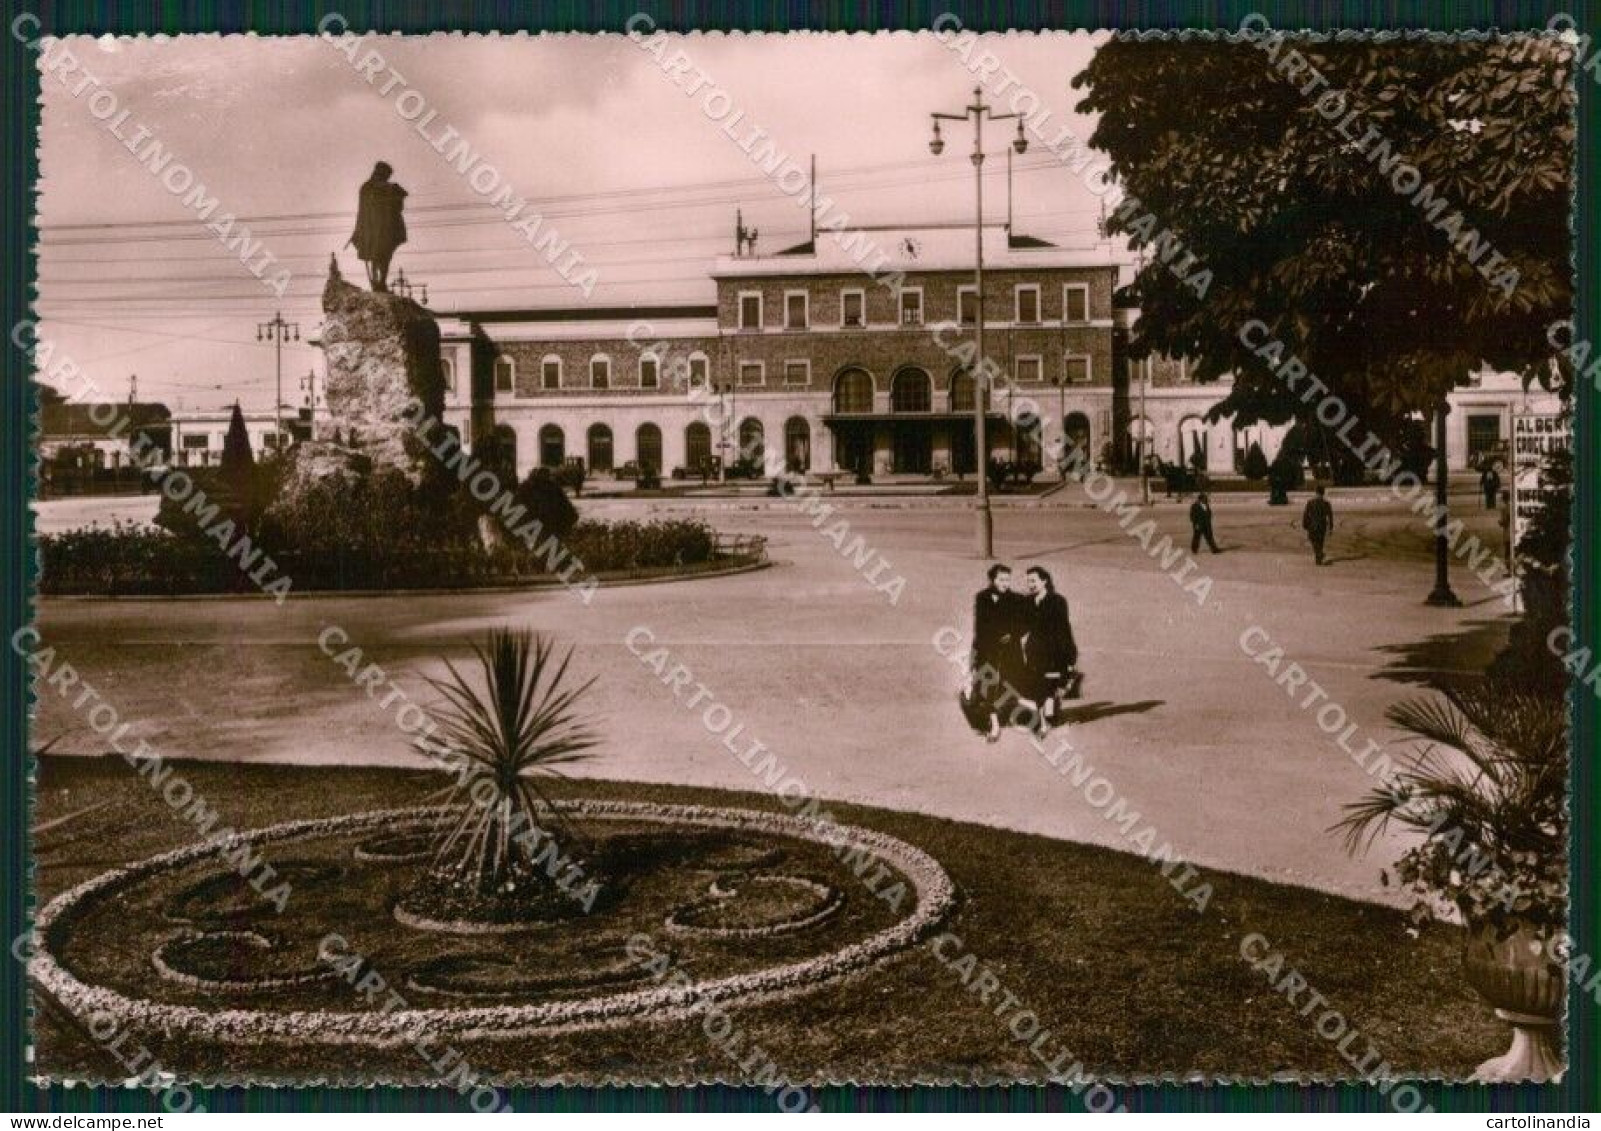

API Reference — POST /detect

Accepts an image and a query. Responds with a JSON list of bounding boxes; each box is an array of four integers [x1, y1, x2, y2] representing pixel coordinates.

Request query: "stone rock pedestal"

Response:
[[316, 257, 446, 484]]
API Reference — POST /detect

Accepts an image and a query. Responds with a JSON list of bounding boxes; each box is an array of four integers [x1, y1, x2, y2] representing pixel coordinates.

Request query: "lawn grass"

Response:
[[30, 755, 1501, 1086]]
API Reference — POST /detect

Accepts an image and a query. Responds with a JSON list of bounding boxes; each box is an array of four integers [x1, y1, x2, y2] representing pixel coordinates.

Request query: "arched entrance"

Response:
[[890, 367, 933, 473], [784, 417, 811, 472], [537, 424, 564, 469], [737, 417, 765, 465], [586, 423, 614, 473], [479, 423, 518, 479], [831, 368, 875, 474], [1127, 416, 1153, 468], [1178, 415, 1209, 471], [1063, 412, 1092, 468], [685, 421, 712, 475], [636, 422, 663, 476]]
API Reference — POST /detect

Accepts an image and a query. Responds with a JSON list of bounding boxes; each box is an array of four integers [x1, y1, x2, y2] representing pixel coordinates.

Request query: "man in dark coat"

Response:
[[1302, 484, 1335, 565], [968, 563, 1022, 741], [1189, 491, 1221, 553], [348, 161, 408, 292], [1020, 566, 1078, 732], [1480, 463, 1502, 510]]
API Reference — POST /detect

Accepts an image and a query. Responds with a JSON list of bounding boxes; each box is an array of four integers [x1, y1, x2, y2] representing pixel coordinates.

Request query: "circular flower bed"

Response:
[[31, 800, 955, 1046]]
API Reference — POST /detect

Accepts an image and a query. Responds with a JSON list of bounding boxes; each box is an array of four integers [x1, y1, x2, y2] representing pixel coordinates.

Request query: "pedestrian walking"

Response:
[[965, 563, 1024, 742], [1019, 566, 1080, 735], [1302, 485, 1334, 565], [1189, 491, 1221, 553], [1480, 462, 1502, 510]]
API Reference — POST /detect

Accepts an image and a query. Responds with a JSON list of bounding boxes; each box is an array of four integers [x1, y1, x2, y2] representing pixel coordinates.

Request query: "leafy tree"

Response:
[[1073, 34, 1572, 418], [1074, 34, 1571, 599], [220, 403, 255, 483]]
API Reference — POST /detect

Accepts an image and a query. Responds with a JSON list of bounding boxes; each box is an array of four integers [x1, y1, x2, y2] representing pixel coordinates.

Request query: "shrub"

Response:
[[1242, 442, 1269, 480], [270, 467, 446, 556], [508, 469, 578, 543]]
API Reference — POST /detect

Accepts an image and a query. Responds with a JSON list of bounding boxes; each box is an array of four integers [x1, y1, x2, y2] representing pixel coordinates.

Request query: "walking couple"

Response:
[[963, 564, 1081, 742]]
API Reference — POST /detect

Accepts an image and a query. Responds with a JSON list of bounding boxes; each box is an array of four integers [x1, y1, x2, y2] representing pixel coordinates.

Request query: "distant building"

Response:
[[435, 225, 1122, 478], [168, 409, 307, 468], [430, 221, 1552, 481], [38, 401, 170, 468]]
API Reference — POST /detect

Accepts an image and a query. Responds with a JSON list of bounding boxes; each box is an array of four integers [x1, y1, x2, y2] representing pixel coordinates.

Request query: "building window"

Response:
[[958, 285, 978, 325], [541, 356, 561, 390], [1015, 285, 1040, 324], [841, 289, 865, 328], [1065, 355, 1091, 384], [784, 291, 809, 330], [640, 354, 659, 389], [1467, 414, 1502, 459], [494, 355, 515, 393], [891, 368, 933, 413], [440, 356, 455, 393], [1015, 356, 1043, 384], [182, 434, 208, 450], [949, 368, 989, 413], [899, 288, 923, 326], [738, 291, 763, 331], [688, 354, 709, 389], [783, 360, 810, 387], [833, 368, 873, 414], [590, 355, 610, 389], [739, 361, 764, 387], [1063, 284, 1090, 324]]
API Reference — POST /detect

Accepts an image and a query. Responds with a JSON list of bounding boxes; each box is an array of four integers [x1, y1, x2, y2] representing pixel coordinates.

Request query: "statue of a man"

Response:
[[347, 161, 408, 292]]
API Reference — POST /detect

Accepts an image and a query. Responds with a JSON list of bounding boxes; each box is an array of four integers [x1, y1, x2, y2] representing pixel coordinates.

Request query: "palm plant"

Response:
[[421, 629, 598, 898], [1333, 680, 1567, 930]]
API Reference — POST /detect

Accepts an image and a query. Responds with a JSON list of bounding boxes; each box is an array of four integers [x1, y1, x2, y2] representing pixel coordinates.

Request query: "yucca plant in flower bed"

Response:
[[397, 629, 603, 928]]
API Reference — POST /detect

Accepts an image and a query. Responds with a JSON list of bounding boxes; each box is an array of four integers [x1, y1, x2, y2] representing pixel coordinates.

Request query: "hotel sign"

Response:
[[1510, 411, 1569, 605]]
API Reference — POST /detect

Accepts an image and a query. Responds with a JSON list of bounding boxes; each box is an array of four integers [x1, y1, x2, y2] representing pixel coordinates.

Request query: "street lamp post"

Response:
[[715, 380, 736, 484], [1425, 395, 1461, 606], [1139, 356, 1151, 505], [256, 312, 300, 452], [932, 86, 1028, 559]]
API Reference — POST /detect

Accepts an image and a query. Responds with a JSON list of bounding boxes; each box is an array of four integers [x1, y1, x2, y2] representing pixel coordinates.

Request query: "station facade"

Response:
[[430, 223, 1551, 481]]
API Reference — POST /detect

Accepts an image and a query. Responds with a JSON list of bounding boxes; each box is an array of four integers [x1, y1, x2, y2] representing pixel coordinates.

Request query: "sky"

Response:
[[34, 30, 1110, 413]]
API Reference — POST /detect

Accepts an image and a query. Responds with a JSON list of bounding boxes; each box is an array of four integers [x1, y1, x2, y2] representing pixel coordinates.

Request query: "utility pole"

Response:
[[256, 312, 300, 452], [931, 86, 1029, 559]]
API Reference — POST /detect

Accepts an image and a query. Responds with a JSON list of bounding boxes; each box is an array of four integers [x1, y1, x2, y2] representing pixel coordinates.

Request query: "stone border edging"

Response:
[[30, 799, 954, 1046], [41, 554, 772, 603]]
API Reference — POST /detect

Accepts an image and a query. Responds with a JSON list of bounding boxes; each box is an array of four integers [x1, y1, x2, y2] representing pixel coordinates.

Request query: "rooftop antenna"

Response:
[[735, 209, 759, 257], [127, 373, 137, 407]]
